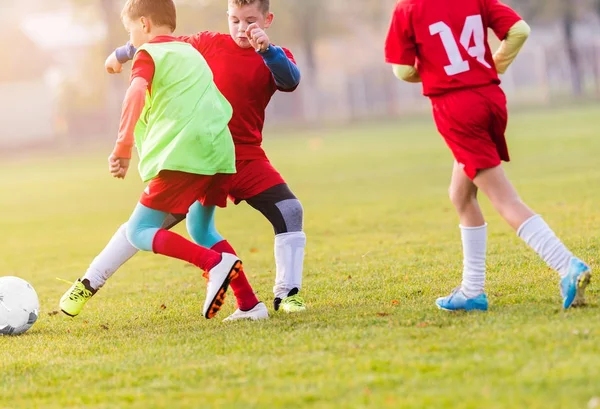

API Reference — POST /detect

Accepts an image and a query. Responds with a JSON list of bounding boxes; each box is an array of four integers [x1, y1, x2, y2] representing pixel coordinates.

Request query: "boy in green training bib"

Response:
[[60, 0, 243, 320]]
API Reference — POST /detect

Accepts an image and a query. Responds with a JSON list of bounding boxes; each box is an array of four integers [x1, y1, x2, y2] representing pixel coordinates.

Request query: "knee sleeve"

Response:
[[247, 184, 304, 234]]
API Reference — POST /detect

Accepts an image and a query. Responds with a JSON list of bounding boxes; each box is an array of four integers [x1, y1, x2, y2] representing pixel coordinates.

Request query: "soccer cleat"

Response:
[[59, 278, 97, 317], [223, 302, 269, 322], [274, 288, 306, 313], [560, 257, 592, 309], [203, 253, 242, 319], [436, 288, 488, 312]]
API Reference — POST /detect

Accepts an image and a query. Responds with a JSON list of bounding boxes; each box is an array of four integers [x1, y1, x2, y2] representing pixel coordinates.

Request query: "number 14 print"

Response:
[[430, 15, 492, 75]]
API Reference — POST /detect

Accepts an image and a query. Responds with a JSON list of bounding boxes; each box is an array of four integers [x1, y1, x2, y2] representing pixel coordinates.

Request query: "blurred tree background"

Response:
[[2, 0, 598, 147]]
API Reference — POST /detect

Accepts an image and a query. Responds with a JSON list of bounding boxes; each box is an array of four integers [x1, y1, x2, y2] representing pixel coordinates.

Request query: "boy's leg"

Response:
[[474, 165, 591, 308], [245, 184, 306, 313], [60, 215, 186, 317], [81, 214, 186, 291], [81, 223, 138, 291], [186, 201, 266, 319], [436, 162, 489, 311], [127, 202, 241, 319], [60, 222, 139, 316], [230, 160, 307, 313], [449, 162, 487, 297]]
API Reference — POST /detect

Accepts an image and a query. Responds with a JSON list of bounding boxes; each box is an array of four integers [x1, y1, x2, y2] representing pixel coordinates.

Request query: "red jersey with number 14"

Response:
[[385, 0, 522, 96]]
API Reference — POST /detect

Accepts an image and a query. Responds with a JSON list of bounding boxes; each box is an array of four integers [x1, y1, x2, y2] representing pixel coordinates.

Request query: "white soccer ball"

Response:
[[0, 276, 39, 335]]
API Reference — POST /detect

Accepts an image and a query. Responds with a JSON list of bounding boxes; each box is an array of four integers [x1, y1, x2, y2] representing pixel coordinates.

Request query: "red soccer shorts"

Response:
[[226, 159, 286, 204], [430, 84, 509, 180], [140, 170, 231, 214]]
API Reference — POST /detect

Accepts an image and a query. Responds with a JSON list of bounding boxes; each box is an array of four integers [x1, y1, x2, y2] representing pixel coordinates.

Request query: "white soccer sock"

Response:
[[517, 215, 572, 278], [273, 231, 306, 299], [82, 224, 139, 290], [460, 224, 487, 298]]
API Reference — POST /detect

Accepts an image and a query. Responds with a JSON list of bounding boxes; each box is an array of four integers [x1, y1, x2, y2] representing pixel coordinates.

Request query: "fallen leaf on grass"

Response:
[[47, 311, 59, 316], [100, 324, 109, 330], [391, 300, 399, 305], [376, 312, 390, 317], [160, 304, 167, 310]]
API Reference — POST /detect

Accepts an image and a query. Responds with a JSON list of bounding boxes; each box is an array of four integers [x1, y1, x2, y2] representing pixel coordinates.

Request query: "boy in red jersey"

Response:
[[385, 0, 591, 311], [67, 0, 306, 321]]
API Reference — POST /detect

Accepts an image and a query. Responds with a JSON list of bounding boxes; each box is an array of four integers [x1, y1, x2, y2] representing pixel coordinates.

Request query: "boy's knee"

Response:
[[126, 222, 156, 251], [125, 224, 141, 250], [186, 217, 222, 248], [188, 226, 221, 248], [276, 198, 304, 233], [449, 185, 477, 213]]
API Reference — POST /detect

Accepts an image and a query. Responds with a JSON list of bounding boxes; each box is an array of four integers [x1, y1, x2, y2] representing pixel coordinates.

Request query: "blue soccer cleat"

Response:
[[436, 288, 489, 312], [560, 257, 592, 309]]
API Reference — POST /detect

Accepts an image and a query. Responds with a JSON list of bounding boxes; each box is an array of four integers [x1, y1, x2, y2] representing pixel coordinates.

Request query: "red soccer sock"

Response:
[[152, 229, 221, 272], [211, 240, 259, 311]]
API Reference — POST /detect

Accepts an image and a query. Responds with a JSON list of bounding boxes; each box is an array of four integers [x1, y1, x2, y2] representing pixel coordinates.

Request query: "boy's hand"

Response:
[[246, 23, 270, 53], [105, 52, 123, 74], [108, 154, 130, 179]]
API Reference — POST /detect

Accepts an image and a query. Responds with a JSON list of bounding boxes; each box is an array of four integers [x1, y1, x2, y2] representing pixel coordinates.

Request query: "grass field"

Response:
[[1, 105, 600, 409]]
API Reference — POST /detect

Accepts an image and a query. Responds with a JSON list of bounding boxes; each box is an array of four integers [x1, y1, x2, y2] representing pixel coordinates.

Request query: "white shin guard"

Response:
[[273, 231, 306, 299]]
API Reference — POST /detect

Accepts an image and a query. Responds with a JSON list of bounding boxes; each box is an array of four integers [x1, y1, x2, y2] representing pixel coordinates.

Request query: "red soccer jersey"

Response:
[[385, 0, 522, 96], [176, 32, 297, 160]]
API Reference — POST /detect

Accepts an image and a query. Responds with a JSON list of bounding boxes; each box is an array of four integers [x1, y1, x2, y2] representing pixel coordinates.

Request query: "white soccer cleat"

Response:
[[223, 302, 269, 322], [202, 253, 242, 319]]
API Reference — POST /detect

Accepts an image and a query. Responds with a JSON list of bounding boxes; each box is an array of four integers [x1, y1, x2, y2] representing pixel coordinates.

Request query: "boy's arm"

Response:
[[493, 20, 530, 74], [385, 4, 420, 83], [392, 64, 422, 83], [115, 42, 137, 64], [259, 46, 301, 91], [112, 78, 147, 160], [486, 0, 528, 74], [112, 53, 154, 160]]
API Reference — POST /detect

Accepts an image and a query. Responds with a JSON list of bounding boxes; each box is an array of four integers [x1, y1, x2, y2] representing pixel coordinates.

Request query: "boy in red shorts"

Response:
[[385, 0, 591, 310], [60, 0, 245, 320], [62, 0, 305, 321]]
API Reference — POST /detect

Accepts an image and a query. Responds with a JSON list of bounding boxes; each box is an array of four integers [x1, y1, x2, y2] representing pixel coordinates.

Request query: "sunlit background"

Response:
[[1, 0, 599, 151]]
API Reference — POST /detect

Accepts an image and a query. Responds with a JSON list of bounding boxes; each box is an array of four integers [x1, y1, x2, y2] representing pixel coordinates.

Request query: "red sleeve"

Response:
[[176, 32, 210, 54], [130, 51, 155, 89], [113, 77, 148, 159], [486, 0, 523, 40], [384, 3, 416, 66]]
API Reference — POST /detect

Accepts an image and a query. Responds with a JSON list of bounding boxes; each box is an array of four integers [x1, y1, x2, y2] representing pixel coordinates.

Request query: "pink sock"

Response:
[[152, 229, 221, 271]]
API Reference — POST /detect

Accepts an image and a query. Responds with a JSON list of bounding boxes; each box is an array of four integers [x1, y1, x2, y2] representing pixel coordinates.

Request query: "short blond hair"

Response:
[[229, 0, 270, 13], [122, 0, 177, 31]]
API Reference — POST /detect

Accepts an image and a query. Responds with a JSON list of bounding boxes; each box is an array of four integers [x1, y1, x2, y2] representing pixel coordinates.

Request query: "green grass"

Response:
[[1, 105, 600, 409]]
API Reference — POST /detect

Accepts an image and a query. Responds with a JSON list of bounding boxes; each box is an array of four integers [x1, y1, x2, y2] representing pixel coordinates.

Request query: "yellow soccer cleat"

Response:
[[59, 279, 97, 317], [274, 288, 306, 313]]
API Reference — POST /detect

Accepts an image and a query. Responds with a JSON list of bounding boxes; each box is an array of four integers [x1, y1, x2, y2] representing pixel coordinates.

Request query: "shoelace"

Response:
[[56, 278, 92, 302], [69, 286, 92, 302]]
